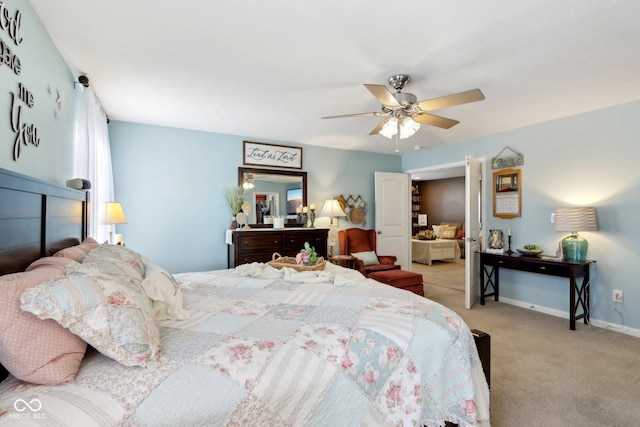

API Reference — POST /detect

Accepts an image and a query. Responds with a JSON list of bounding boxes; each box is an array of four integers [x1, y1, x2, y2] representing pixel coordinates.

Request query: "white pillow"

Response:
[[351, 251, 379, 266], [141, 263, 190, 321], [432, 224, 446, 239]]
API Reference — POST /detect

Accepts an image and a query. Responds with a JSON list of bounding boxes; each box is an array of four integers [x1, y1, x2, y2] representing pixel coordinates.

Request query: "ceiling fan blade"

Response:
[[364, 84, 401, 107], [322, 111, 380, 119], [413, 113, 459, 129], [369, 119, 388, 136], [417, 88, 485, 111]]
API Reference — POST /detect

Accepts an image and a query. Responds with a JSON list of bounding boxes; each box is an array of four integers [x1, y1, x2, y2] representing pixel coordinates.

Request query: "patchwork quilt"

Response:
[[0, 264, 489, 426]]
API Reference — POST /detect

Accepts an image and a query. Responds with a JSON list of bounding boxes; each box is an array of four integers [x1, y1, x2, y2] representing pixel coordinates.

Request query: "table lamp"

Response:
[[101, 202, 127, 244], [319, 198, 346, 226], [320, 198, 347, 255], [554, 207, 597, 262]]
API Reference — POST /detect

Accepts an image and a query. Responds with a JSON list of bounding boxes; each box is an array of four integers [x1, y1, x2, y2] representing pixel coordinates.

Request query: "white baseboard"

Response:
[[498, 297, 640, 338]]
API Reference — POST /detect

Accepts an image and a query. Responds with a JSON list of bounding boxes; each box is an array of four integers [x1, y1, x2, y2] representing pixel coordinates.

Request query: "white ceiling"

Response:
[[29, 0, 640, 155]]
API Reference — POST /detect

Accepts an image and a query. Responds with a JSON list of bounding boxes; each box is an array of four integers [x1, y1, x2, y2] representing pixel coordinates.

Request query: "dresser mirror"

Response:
[[238, 167, 307, 225]]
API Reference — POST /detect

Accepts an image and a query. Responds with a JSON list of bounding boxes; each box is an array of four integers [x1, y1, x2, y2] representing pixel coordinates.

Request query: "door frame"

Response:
[[405, 157, 487, 308]]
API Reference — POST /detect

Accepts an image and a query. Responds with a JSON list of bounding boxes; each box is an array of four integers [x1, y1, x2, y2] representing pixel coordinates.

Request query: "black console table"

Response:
[[479, 251, 593, 330]]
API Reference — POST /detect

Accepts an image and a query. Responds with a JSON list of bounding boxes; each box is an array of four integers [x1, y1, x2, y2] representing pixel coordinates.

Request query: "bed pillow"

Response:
[[0, 259, 87, 385], [441, 225, 458, 239], [456, 230, 466, 239], [26, 256, 78, 274], [53, 237, 100, 262], [21, 263, 160, 367], [81, 244, 146, 283], [141, 262, 189, 321], [351, 250, 380, 266]]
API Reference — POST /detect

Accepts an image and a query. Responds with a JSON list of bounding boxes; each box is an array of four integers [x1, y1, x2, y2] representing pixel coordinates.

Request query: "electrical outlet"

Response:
[[613, 289, 623, 303]]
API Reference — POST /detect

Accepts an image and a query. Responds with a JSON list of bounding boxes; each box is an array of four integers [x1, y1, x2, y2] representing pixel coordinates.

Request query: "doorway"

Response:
[[406, 157, 486, 308]]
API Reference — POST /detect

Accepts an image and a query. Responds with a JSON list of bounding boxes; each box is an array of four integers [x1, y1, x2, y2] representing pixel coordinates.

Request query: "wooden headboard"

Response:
[[0, 168, 89, 274], [0, 167, 89, 381]]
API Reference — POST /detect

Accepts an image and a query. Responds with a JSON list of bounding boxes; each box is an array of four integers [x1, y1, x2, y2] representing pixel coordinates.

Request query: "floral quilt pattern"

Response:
[[0, 267, 489, 427]]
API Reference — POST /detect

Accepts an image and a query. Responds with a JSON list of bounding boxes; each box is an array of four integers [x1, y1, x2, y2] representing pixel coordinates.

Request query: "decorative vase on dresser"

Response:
[[227, 228, 329, 268]]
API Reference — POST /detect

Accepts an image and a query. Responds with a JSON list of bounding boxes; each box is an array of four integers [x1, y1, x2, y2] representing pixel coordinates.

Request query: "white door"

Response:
[[465, 155, 482, 309], [374, 172, 411, 270]]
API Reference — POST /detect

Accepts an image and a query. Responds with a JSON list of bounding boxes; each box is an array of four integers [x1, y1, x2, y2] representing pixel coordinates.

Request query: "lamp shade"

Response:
[[378, 116, 421, 139], [319, 199, 346, 219], [554, 207, 597, 232], [101, 202, 127, 225], [554, 207, 597, 262]]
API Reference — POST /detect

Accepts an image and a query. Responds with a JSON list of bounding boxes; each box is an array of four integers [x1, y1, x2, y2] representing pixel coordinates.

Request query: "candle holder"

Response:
[[309, 208, 316, 228], [507, 235, 513, 254]]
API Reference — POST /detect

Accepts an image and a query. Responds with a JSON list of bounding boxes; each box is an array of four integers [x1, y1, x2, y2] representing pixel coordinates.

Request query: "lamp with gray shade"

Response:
[[554, 207, 597, 262]]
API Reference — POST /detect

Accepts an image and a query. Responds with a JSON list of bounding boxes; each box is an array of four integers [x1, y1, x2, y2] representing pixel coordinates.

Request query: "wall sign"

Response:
[[1, 1, 43, 161], [491, 146, 523, 170], [243, 141, 302, 169]]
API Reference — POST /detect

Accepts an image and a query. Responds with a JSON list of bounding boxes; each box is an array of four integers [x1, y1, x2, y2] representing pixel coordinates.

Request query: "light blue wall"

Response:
[[108, 120, 401, 273], [403, 100, 640, 331], [5, 0, 638, 332], [0, 0, 80, 183]]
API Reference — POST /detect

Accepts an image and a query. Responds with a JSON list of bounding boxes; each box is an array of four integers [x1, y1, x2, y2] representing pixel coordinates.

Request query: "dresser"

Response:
[[227, 228, 329, 268]]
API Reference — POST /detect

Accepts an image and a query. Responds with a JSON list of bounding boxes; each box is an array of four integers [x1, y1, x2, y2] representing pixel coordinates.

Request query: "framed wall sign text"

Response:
[[243, 141, 302, 169]]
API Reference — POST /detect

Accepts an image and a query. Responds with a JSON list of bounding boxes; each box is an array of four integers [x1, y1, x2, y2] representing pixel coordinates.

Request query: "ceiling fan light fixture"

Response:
[[378, 116, 420, 139], [398, 117, 420, 139], [378, 117, 398, 139]]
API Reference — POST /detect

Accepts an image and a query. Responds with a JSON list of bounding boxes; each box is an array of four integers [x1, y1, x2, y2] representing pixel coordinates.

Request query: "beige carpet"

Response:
[[422, 281, 640, 426], [411, 260, 465, 291]]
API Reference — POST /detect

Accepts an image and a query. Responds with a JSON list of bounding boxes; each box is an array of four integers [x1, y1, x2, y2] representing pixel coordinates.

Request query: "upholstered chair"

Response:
[[338, 228, 400, 277]]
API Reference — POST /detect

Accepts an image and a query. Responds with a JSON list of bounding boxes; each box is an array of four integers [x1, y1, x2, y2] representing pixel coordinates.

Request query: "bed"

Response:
[[0, 168, 490, 426], [412, 239, 461, 265]]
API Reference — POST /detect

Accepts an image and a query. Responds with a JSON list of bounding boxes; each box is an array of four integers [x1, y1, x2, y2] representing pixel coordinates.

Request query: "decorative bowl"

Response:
[[517, 248, 543, 257]]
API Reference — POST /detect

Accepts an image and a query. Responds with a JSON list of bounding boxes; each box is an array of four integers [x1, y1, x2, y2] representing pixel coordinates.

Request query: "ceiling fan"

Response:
[[322, 74, 485, 140]]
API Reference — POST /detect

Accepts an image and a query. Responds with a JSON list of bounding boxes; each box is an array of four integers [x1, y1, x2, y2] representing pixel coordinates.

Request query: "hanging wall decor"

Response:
[[491, 146, 523, 170], [243, 141, 302, 169], [493, 168, 521, 218], [340, 194, 369, 227]]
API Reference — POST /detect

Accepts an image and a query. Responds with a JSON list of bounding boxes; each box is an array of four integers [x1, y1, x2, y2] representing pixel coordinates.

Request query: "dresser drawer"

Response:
[[237, 250, 278, 265], [284, 231, 327, 257], [235, 233, 284, 253]]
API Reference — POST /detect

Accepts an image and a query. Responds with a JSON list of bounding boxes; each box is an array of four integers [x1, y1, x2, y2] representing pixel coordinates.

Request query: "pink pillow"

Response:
[[26, 256, 78, 274], [0, 260, 87, 385], [53, 237, 100, 262]]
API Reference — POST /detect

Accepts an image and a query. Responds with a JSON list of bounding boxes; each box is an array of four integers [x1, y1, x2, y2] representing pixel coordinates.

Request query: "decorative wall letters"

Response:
[[1, 2, 42, 161]]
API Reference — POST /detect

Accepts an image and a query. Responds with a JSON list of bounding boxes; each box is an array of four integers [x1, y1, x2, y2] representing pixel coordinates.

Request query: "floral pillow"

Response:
[[21, 264, 160, 367], [81, 244, 146, 285]]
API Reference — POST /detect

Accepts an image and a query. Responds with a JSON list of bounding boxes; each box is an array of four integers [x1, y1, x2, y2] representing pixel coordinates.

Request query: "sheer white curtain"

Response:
[[75, 87, 114, 243]]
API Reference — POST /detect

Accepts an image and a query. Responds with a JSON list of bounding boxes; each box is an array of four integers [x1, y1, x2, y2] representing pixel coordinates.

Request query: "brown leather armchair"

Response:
[[338, 228, 400, 277]]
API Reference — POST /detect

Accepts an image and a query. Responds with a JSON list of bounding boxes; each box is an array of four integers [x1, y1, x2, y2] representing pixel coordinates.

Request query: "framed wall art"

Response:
[[243, 141, 302, 169], [493, 168, 521, 218]]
